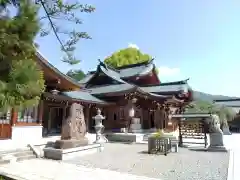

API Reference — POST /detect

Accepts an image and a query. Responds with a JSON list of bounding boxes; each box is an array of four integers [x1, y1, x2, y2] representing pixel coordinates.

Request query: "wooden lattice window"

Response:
[[119, 107, 124, 119], [0, 110, 11, 124], [17, 106, 38, 123]]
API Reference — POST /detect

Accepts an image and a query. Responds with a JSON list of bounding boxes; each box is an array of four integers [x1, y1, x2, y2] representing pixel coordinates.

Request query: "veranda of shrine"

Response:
[[0, 51, 194, 145]]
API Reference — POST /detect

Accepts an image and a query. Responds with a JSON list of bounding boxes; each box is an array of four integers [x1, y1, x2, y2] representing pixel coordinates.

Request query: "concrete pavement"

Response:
[[0, 159, 160, 180]]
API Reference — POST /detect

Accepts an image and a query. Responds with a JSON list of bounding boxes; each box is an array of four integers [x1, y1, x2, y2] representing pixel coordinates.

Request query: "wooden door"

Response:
[[0, 111, 11, 139]]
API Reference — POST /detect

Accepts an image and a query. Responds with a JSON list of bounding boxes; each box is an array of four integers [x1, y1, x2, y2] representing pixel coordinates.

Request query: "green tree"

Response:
[[105, 48, 159, 74], [104, 48, 152, 68], [3, 0, 95, 65], [0, 0, 45, 111], [66, 69, 85, 81], [0, 0, 95, 110]]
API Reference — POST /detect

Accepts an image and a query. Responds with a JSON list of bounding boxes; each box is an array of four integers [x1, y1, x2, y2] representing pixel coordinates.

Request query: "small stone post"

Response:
[[93, 108, 108, 143]]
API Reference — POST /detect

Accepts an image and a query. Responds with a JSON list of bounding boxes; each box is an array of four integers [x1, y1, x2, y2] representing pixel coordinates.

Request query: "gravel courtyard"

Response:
[[64, 143, 229, 180]]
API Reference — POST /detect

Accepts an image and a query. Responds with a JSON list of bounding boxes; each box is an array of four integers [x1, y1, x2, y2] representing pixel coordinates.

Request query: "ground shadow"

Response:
[[138, 150, 169, 156], [107, 141, 135, 145]]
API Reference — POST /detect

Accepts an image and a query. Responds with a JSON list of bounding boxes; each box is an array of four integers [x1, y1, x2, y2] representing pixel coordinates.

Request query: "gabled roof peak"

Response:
[[116, 58, 155, 70], [97, 59, 120, 73]]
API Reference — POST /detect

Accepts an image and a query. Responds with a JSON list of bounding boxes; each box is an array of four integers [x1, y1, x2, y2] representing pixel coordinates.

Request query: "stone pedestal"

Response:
[[130, 118, 142, 133], [55, 138, 88, 149], [207, 133, 227, 152]]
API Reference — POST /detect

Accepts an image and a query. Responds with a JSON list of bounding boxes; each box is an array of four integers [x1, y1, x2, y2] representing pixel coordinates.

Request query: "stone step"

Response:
[[0, 159, 10, 165], [13, 151, 34, 157], [16, 154, 36, 162], [0, 148, 36, 163]]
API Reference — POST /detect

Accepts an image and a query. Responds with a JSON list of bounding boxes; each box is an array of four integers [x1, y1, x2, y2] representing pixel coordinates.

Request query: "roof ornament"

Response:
[[149, 58, 154, 64], [98, 59, 108, 70], [145, 58, 154, 67], [184, 78, 190, 83]]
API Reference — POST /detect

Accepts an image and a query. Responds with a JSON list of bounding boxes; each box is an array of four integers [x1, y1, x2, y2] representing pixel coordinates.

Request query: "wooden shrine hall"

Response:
[[0, 52, 193, 144]]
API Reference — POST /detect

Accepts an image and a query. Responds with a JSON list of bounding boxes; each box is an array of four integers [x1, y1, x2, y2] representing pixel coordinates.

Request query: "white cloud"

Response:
[[158, 66, 180, 77], [128, 43, 139, 50]]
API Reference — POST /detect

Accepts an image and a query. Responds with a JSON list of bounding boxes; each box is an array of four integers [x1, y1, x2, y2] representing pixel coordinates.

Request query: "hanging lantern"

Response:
[[51, 89, 59, 95], [168, 121, 173, 126]]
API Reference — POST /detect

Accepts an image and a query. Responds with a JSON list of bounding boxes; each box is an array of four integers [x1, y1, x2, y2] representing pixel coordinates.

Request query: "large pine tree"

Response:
[[0, 0, 45, 111]]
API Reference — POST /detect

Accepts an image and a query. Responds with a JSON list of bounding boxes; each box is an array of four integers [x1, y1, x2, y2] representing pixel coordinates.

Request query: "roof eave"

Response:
[[43, 92, 111, 105], [36, 51, 81, 88]]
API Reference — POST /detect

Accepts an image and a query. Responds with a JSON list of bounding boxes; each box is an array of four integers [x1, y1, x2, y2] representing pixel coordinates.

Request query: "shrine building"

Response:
[[0, 51, 193, 144]]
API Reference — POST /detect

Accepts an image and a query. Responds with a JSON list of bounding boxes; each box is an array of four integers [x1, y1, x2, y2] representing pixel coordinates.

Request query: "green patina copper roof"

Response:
[[62, 91, 109, 104], [86, 78, 191, 96], [88, 83, 171, 100], [79, 60, 156, 84], [99, 63, 126, 84], [89, 84, 135, 95], [118, 62, 154, 78], [140, 83, 190, 94]]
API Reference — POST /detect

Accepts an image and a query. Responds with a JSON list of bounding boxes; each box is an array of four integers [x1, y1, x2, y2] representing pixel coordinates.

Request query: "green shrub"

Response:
[[152, 129, 164, 138]]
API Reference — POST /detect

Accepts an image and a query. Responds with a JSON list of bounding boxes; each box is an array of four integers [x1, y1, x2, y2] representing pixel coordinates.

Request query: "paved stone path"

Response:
[[224, 133, 240, 180], [65, 143, 229, 180], [0, 159, 160, 180], [1, 133, 239, 180]]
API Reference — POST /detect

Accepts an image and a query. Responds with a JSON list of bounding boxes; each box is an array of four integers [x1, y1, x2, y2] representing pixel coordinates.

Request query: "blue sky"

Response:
[[36, 0, 240, 96]]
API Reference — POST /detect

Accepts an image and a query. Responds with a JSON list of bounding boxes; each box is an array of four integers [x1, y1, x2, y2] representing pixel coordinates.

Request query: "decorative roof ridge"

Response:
[[35, 51, 81, 87], [115, 58, 155, 70], [98, 63, 127, 84], [98, 59, 120, 73], [87, 71, 96, 75], [139, 78, 190, 87]]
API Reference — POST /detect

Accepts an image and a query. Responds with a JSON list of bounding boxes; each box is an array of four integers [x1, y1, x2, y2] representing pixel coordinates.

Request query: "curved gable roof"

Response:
[[79, 59, 158, 84], [36, 51, 81, 90]]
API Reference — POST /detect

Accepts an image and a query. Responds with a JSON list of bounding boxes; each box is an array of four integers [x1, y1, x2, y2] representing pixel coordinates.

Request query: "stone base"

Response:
[[55, 138, 88, 149], [130, 124, 142, 133], [43, 144, 103, 160], [207, 145, 228, 152], [94, 135, 108, 143], [105, 133, 144, 143], [209, 133, 224, 147]]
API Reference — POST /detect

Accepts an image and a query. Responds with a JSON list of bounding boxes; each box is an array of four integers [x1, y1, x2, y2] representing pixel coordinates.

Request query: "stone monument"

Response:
[[93, 108, 108, 143], [55, 103, 88, 149], [206, 114, 227, 152]]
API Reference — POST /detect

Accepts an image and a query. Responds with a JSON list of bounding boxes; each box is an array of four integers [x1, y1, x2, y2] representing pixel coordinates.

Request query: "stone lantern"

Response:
[[93, 108, 108, 143], [129, 98, 142, 133]]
